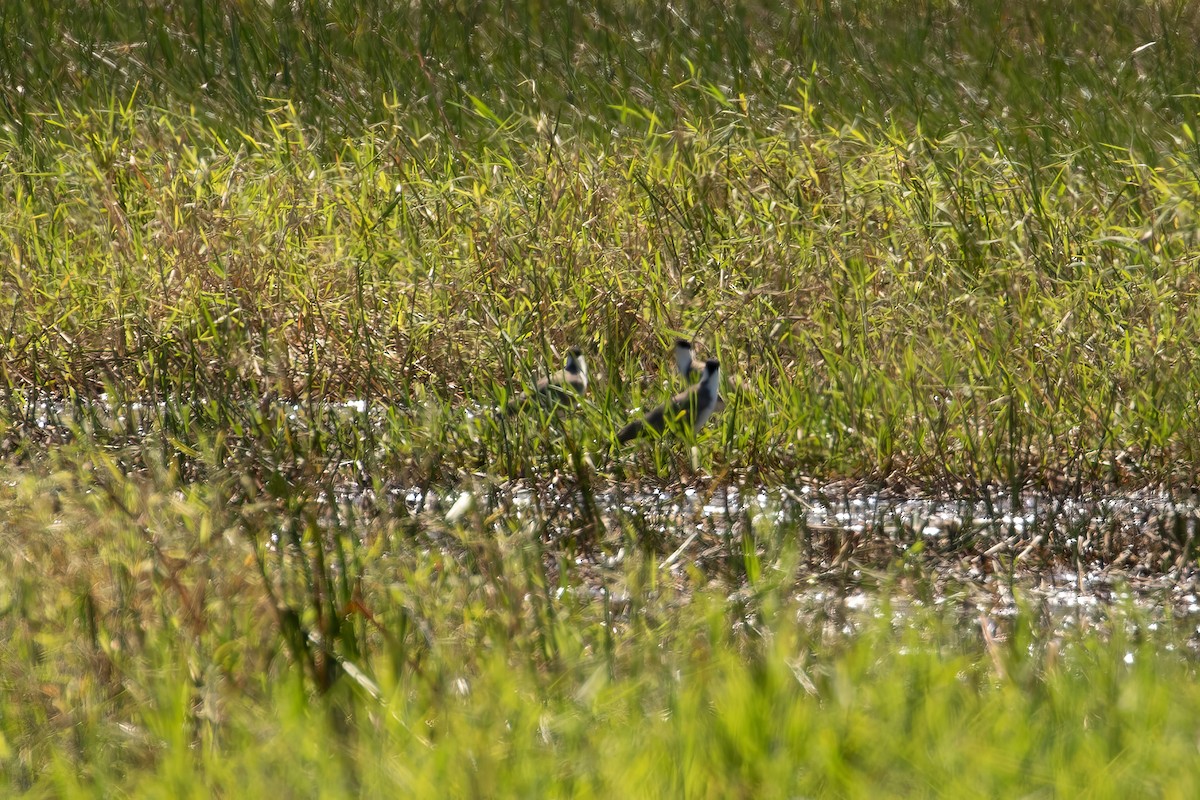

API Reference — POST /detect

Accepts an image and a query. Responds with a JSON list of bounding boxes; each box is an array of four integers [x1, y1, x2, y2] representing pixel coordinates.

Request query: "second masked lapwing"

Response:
[[617, 358, 721, 443]]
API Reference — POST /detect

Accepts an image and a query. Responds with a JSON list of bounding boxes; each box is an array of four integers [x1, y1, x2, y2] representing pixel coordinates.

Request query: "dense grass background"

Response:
[[5, 0, 1200, 488], [4, 0, 1200, 794]]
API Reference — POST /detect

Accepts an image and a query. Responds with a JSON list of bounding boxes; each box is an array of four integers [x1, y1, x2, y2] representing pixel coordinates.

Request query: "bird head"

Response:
[[674, 339, 696, 379]]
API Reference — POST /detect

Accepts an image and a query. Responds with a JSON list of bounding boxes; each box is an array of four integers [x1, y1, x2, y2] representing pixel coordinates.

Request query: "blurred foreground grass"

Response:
[[2, 468, 1198, 797]]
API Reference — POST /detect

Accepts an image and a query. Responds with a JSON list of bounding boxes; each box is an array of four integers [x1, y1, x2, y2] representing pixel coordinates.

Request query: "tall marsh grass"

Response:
[[5, 94, 1200, 488]]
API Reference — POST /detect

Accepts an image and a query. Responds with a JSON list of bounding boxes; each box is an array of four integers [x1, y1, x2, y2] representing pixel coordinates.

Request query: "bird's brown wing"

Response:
[[617, 389, 698, 443], [616, 416, 645, 443], [505, 370, 583, 416]]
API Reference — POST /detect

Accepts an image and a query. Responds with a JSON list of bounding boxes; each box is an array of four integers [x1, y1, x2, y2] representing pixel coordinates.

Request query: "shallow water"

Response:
[[396, 477, 1200, 630], [13, 395, 1200, 628]]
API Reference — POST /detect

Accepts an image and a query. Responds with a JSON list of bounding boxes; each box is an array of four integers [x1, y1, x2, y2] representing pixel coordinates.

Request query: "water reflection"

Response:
[[12, 395, 1200, 628]]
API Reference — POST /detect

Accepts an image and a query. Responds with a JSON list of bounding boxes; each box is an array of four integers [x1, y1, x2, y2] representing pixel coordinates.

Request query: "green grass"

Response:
[[4, 0, 1200, 794], [5, 1, 1200, 488], [8, 95, 1200, 489], [2, 467, 1199, 797]]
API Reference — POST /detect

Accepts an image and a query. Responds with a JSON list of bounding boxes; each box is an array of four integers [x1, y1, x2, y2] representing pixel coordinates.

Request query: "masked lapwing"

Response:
[[617, 358, 721, 443], [504, 347, 588, 415], [674, 339, 726, 413]]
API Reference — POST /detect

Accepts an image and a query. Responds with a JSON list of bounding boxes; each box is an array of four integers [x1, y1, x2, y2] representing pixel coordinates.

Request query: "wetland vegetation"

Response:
[[4, 0, 1200, 794]]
